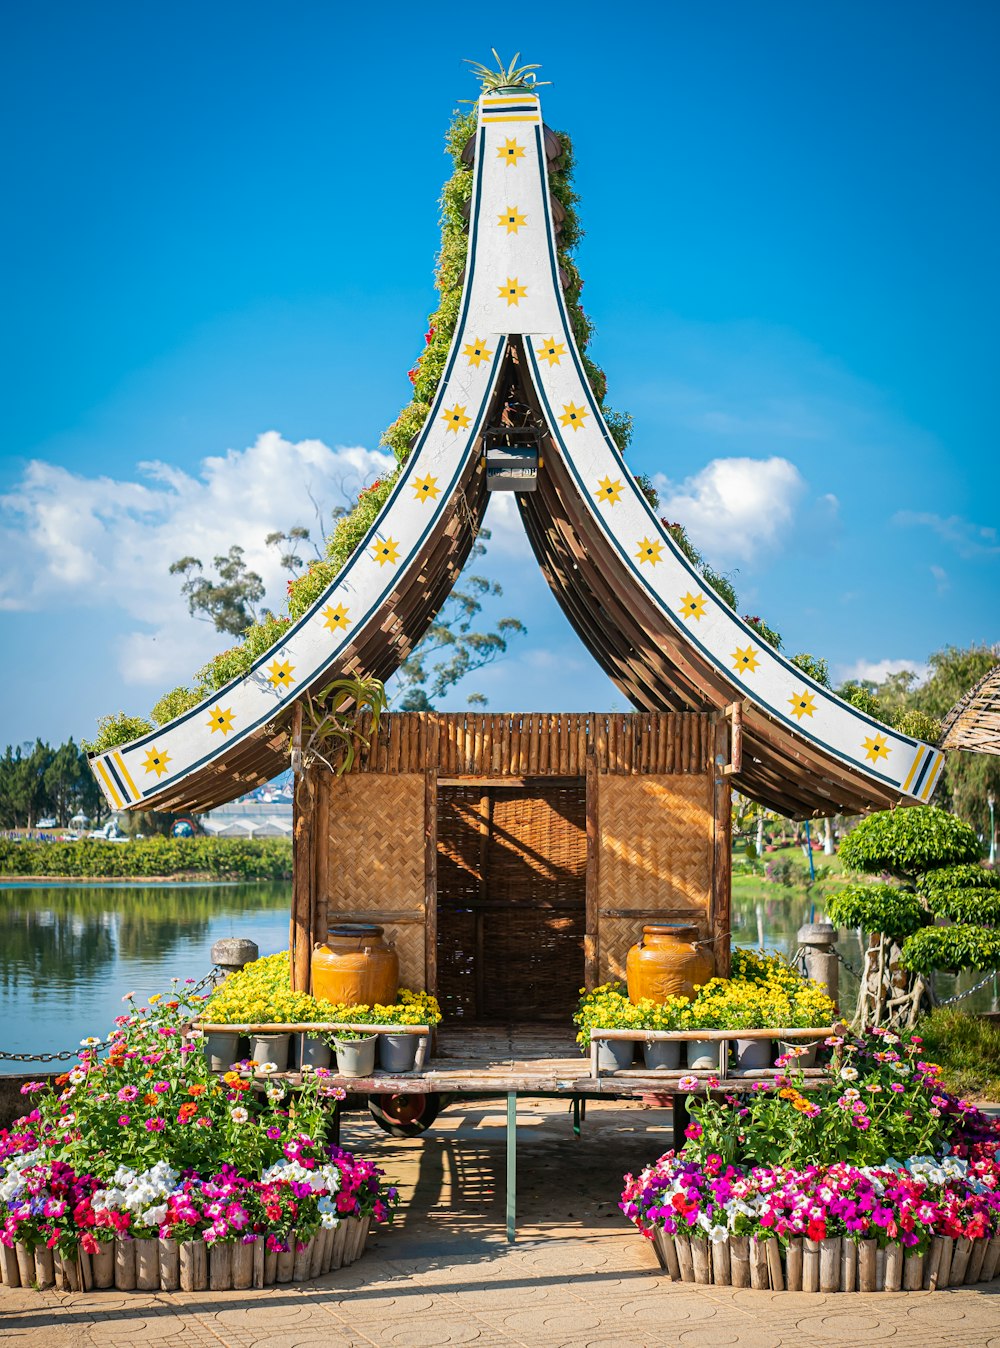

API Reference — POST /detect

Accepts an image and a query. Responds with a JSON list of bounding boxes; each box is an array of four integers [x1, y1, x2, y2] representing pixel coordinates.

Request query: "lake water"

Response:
[[0, 881, 290, 1069], [1, 880, 995, 1069]]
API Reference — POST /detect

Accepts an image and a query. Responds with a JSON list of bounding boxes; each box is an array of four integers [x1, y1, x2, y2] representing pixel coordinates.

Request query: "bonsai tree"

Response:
[[828, 805, 1000, 1029]]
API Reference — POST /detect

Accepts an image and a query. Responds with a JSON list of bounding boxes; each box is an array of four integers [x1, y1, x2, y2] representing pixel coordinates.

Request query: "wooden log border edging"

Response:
[[649, 1230, 1000, 1292], [0, 1217, 371, 1293]]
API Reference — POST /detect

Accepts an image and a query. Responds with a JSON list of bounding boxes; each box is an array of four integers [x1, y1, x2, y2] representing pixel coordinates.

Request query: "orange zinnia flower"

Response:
[[177, 1102, 198, 1122], [778, 1088, 799, 1101], [188, 1084, 206, 1097], [143, 1093, 158, 1107]]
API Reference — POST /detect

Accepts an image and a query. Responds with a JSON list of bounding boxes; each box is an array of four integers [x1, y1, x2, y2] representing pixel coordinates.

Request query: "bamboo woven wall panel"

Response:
[[436, 781, 586, 1021], [596, 774, 712, 983], [338, 711, 710, 776], [323, 772, 426, 918]]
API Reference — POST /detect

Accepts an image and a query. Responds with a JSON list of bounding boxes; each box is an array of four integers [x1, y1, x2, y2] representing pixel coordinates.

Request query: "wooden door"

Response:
[[436, 780, 586, 1021]]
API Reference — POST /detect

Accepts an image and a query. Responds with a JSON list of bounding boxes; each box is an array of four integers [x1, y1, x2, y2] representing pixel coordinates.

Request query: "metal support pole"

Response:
[[506, 1092, 517, 1244], [572, 1095, 582, 1137]]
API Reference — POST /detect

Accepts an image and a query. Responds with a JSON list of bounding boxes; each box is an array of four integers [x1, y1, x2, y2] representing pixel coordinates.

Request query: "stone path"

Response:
[[1, 1099, 997, 1347]]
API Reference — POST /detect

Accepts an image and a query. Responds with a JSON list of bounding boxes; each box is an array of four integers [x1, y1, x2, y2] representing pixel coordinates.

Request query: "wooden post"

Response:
[[729, 1236, 750, 1288], [785, 1238, 802, 1290], [711, 715, 732, 977], [424, 765, 438, 995], [674, 1233, 695, 1283], [584, 753, 599, 990], [691, 1238, 711, 1284]]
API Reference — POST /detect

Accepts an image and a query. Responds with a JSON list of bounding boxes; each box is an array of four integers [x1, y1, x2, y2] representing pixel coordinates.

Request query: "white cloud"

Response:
[[0, 432, 393, 686], [930, 564, 950, 595], [893, 511, 1000, 559], [652, 456, 807, 565], [835, 657, 930, 687]]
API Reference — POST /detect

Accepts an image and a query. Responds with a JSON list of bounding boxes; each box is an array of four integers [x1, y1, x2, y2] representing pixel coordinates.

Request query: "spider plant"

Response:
[[465, 49, 549, 94]]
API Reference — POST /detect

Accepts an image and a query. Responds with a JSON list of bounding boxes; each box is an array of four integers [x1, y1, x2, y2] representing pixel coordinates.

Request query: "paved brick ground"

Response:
[[1, 1099, 997, 1347]]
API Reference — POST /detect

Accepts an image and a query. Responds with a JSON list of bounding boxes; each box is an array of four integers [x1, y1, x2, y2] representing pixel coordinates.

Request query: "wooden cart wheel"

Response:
[[368, 1092, 443, 1137]]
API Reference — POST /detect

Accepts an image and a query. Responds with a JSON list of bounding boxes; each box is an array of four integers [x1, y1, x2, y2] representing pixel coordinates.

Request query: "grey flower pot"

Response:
[[643, 1040, 682, 1071], [300, 1035, 332, 1069], [334, 1035, 377, 1078], [686, 1039, 718, 1070], [378, 1033, 419, 1073], [204, 1031, 240, 1073], [596, 1038, 635, 1072], [250, 1033, 290, 1072]]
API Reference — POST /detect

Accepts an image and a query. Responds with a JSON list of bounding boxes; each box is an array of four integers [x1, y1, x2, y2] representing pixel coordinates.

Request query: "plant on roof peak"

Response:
[[465, 49, 549, 95]]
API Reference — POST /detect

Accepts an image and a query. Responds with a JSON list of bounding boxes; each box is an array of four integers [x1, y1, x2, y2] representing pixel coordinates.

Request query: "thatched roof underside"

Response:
[[940, 663, 1000, 756]]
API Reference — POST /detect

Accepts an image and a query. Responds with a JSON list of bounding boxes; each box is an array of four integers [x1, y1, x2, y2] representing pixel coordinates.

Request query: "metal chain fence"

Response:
[[0, 966, 219, 1064]]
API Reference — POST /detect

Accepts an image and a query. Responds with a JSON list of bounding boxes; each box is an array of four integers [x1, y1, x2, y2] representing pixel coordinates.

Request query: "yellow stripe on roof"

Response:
[[918, 753, 945, 802], [900, 745, 926, 795], [482, 114, 541, 123], [482, 96, 539, 106], [113, 750, 139, 801], [95, 758, 123, 809]]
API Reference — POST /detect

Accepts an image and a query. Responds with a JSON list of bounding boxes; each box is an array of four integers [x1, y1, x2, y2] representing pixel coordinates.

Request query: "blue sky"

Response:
[[1, 1, 997, 749]]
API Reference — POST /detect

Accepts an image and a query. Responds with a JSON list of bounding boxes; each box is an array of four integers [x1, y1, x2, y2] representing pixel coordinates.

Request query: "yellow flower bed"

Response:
[[203, 951, 442, 1027], [574, 947, 835, 1048]]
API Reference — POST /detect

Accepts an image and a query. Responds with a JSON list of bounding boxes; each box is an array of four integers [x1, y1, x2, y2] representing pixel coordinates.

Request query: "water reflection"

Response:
[[2, 879, 995, 1068], [0, 882, 290, 1068], [731, 879, 999, 1016]]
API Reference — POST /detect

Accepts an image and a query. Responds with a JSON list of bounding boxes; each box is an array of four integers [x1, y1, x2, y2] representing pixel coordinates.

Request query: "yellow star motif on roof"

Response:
[[142, 745, 171, 778], [499, 277, 527, 306], [497, 137, 525, 164], [372, 537, 401, 566], [636, 537, 664, 566], [266, 659, 295, 691], [789, 689, 817, 720], [442, 403, 472, 433], [559, 401, 589, 431], [206, 705, 235, 736], [535, 337, 567, 367], [862, 733, 892, 766], [595, 476, 623, 506], [731, 645, 761, 677], [680, 591, 707, 621], [462, 338, 493, 369], [498, 205, 527, 234], [321, 602, 351, 633], [413, 474, 440, 502]]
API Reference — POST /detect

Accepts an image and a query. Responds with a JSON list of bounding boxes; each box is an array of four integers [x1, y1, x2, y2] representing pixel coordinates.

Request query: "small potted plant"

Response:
[[333, 1030, 378, 1078], [374, 990, 441, 1073], [574, 983, 642, 1071], [635, 995, 690, 1070], [777, 982, 836, 1066]]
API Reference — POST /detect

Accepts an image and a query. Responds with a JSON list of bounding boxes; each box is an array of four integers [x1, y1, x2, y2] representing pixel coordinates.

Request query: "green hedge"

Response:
[[0, 836, 293, 880]]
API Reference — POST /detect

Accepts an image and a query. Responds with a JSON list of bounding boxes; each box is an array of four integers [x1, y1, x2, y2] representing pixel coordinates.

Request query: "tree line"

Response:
[[0, 739, 107, 830]]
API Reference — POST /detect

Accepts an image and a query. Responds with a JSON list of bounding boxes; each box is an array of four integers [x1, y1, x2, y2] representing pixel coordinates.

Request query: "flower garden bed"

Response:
[[196, 950, 442, 1077], [577, 949, 838, 1077], [621, 1028, 1000, 1294], [0, 982, 399, 1295]]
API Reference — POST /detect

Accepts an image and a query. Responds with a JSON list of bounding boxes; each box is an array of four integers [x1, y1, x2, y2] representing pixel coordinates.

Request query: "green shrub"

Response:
[[150, 686, 201, 726], [828, 882, 929, 940], [840, 806, 981, 879], [82, 713, 155, 755], [0, 837, 292, 880], [902, 924, 1000, 975]]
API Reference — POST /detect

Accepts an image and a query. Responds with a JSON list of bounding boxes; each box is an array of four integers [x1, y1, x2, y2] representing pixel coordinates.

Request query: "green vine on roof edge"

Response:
[[83, 105, 941, 758]]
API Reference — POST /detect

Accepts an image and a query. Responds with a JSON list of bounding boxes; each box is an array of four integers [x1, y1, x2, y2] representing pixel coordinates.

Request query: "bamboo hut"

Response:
[[88, 83, 944, 1024]]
